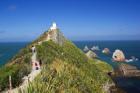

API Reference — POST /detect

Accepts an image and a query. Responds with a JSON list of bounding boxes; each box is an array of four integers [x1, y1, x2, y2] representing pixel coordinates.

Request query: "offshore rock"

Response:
[[91, 46, 100, 51], [86, 50, 97, 59], [102, 48, 110, 54], [115, 63, 140, 77], [112, 49, 125, 62], [83, 45, 89, 52]]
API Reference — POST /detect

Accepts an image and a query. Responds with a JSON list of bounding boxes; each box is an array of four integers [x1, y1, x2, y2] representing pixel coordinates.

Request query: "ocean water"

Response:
[[0, 41, 140, 93], [0, 42, 28, 67], [73, 40, 140, 93]]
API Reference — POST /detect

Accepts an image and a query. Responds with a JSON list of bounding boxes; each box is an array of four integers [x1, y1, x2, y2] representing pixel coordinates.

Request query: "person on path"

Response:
[[31, 46, 36, 53], [39, 59, 42, 66], [35, 62, 38, 70]]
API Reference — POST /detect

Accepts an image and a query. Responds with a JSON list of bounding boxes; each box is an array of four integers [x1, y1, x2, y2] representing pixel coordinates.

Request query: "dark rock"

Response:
[[115, 64, 140, 77]]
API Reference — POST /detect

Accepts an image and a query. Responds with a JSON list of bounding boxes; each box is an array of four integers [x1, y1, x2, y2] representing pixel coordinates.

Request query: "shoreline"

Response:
[[108, 65, 140, 93]]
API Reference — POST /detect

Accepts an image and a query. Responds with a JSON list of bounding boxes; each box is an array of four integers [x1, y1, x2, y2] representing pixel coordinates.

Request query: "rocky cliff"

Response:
[[114, 63, 140, 77]]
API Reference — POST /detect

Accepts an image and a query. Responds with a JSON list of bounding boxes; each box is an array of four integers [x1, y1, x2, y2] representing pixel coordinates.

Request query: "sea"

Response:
[[0, 42, 28, 66], [0, 41, 140, 93], [74, 40, 140, 93]]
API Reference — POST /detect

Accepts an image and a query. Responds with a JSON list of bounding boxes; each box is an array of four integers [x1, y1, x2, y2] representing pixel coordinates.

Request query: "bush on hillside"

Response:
[[0, 62, 31, 91]]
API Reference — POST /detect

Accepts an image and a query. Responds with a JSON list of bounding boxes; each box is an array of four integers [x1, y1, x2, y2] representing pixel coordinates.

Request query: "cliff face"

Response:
[[0, 23, 113, 93], [115, 63, 140, 77], [44, 29, 65, 46]]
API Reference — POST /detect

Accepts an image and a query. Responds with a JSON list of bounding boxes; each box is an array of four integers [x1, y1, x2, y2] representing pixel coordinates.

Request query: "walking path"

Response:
[[4, 46, 41, 93]]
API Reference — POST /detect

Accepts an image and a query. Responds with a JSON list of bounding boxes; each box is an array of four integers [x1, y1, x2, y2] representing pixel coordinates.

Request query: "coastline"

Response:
[[0, 42, 28, 67], [0, 41, 140, 93]]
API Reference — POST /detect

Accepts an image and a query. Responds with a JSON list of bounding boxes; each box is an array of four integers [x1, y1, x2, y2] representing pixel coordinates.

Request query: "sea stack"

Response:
[[102, 48, 110, 54], [86, 50, 97, 59], [91, 46, 100, 51], [112, 49, 125, 62], [83, 45, 89, 52]]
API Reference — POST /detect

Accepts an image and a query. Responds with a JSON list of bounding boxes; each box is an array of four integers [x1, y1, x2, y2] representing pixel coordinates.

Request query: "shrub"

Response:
[[0, 63, 31, 91]]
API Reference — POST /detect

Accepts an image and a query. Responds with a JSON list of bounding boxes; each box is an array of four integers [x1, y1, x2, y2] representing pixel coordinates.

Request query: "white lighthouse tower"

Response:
[[50, 22, 57, 30]]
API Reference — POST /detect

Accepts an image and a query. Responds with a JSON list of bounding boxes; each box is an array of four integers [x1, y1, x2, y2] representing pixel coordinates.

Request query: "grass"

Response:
[[0, 29, 113, 93], [26, 40, 113, 93], [0, 44, 32, 91]]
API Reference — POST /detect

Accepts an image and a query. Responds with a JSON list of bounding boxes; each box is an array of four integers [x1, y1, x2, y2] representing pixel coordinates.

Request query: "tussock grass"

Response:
[[0, 30, 113, 92], [26, 40, 113, 93]]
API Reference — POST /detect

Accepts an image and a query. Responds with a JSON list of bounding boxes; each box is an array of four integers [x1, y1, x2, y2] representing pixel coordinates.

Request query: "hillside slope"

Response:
[[27, 40, 113, 93], [0, 23, 113, 93]]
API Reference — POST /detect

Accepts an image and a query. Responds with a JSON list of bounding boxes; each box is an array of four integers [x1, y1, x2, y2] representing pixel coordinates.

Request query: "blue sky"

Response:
[[0, 0, 140, 42]]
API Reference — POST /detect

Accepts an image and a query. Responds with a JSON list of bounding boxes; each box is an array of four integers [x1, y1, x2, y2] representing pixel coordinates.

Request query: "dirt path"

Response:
[[4, 46, 41, 93]]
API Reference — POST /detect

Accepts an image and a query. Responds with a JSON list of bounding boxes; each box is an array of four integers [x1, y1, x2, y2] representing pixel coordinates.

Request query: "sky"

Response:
[[0, 0, 140, 42]]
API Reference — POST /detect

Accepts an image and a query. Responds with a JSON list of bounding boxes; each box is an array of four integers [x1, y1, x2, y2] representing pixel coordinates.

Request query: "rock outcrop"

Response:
[[102, 48, 110, 54], [91, 46, 100, 51], [115, 64, 140, 77], [112, 49, 125, 62], [83, 45, 89, 52], [36, 22, 65, 46], [44, 22, 65, 46], [86, 50, 97, 58]]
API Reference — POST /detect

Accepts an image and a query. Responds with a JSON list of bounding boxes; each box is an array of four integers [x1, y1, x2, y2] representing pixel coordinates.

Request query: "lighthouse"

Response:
[[50, 22, 57, 30]]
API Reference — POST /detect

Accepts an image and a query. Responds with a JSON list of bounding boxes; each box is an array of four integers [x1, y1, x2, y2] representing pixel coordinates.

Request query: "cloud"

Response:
[[8, 5, 17, 11]]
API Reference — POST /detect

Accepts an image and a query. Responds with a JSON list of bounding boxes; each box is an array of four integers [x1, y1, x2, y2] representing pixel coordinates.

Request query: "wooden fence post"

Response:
[[9, 75, 12, 93]]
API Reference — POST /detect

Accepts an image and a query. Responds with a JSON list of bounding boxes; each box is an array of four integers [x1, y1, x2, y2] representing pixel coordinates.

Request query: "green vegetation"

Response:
[[0, 29, 113, 93], [27, 40, 113, 93], [90, 59, 113, 73], [0, 45, 32, 91], [0, 64, 31, 91]]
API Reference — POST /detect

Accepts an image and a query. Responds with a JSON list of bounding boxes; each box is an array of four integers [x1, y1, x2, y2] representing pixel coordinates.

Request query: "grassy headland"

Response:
[[27, 40, 113, 93], [0, 29, 113, 93]]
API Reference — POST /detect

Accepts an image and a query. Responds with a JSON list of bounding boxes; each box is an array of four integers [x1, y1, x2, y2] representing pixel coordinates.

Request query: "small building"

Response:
[[50, 22, 57, 30]]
